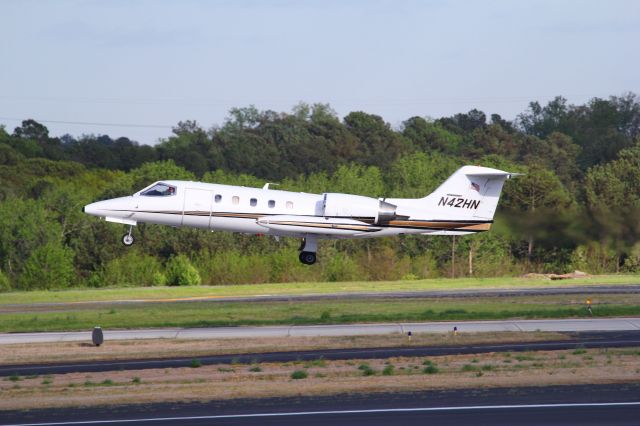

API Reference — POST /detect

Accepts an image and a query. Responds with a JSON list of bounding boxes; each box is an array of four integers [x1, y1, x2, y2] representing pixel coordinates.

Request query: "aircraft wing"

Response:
[[256, 215, 381, 236]]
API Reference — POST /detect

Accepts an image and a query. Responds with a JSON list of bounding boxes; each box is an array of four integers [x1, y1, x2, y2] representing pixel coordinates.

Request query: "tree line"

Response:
[[0, 93, 639, 291]]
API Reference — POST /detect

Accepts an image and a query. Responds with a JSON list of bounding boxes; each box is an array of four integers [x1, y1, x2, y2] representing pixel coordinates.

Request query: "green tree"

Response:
[[584, 143, 640, 271], [19, 241, 74, 290], [343, 111, 409, 168], [502, 166, 574, 265]]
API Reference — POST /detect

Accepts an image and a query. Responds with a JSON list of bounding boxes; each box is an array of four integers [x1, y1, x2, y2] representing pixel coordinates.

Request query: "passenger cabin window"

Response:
[[141, 183, 176, 196], [250, 198, 257, 207], [215, 194, 222, 203], [268, 200, 275, 208], [286, 201, 293, 209], [232, 196, 240, 205]]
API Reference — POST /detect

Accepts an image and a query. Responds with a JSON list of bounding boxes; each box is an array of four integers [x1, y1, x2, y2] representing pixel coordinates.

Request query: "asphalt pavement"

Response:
[[1, 330, 639, 377], [2, 317, 640, 345], [2, 383, 640, 425]]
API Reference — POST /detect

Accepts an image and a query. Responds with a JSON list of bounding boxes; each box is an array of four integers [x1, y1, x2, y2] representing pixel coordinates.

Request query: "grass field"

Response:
[[2, 274, 638, 305], [2, 294, 639, 333]]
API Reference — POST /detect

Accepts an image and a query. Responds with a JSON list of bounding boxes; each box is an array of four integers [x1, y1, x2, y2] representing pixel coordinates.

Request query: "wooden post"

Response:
[[468, 243, 473, 276]]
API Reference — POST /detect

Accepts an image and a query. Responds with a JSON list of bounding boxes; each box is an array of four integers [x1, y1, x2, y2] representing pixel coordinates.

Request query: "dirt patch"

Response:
[[0, 331, 567, 365], [1, 347, 639, 411], [522, 270, 591, 280]]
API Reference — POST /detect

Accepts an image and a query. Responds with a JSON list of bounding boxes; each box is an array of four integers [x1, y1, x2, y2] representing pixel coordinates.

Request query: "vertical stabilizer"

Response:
[[420, 165, 512, 221]]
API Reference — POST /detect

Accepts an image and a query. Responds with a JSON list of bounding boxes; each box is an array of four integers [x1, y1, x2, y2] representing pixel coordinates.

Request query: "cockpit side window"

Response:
[[141, 183, 177, 196]]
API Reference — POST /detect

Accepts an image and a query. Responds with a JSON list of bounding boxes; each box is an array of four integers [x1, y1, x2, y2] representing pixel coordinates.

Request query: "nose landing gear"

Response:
[[298, 237, 317, 265], [122, 226, 135, 246]]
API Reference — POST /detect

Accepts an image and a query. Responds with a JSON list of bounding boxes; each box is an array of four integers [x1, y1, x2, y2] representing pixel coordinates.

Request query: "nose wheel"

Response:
[[122, 227, 135, 246]]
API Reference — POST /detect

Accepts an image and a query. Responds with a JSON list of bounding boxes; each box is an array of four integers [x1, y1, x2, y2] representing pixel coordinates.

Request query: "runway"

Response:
[[2, 284, 638, 313], [2, 317, 640, 345], [3, 384, 640, 425], [2, 330, 639, 377]]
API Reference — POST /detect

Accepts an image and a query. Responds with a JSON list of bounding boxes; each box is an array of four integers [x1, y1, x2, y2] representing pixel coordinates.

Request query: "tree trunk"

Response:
[[451, 236, 456, 278]]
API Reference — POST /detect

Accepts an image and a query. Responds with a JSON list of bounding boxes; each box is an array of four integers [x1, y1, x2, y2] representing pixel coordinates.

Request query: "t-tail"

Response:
[[416, 165, 514, 235]]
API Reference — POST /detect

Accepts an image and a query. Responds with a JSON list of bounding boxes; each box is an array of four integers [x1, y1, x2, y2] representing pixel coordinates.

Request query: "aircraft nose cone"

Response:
[[83, 202, 101, 216]]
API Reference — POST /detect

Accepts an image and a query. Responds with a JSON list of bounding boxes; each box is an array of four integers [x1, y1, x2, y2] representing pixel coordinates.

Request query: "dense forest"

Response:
[[1, 93, 639, 291]]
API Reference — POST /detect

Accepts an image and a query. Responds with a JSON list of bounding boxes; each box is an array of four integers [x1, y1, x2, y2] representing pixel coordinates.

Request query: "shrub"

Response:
[[166, 255, 201, 286], [423, 365, 439, 374], [152, 272, 167, 286], [100, 251, 166, 287], [291, 370, 308, 379], [19, 242, 74, 290], [323, 253, 360, 282], [195, 250, 270, 285], [358, 363, 376, 376], [190, 359, 202, 368], [382, 365, 395, 376]]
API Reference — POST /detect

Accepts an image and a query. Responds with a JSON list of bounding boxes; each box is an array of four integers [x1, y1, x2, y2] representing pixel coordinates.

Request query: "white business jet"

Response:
[[83, 165, 514, 265]]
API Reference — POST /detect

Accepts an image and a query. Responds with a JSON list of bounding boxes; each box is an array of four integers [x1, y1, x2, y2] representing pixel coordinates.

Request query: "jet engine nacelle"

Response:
[[322, 193, 397, 224]]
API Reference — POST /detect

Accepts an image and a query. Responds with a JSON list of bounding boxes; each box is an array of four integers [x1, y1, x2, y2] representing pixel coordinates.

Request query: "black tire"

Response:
[[299, 251, 317, 265], [122, 233, 134, 246]]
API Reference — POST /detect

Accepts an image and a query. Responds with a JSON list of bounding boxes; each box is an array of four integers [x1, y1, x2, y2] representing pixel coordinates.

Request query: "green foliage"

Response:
[[291, 370, 308, 379], [0, 269, 10, 292], [323, 252, 360, 282], [1, 95, 639, 290], [358, 363, 376, 376], [98, 251, 166, 288], [166, 255, 201, 286], [382, 365, 395, 376], [387, 152, 459, 198], [422, 364, 439, 374]]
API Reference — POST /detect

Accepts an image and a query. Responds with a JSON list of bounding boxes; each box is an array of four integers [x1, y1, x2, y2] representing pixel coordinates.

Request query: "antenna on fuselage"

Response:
[[263, 183, 280, 190]]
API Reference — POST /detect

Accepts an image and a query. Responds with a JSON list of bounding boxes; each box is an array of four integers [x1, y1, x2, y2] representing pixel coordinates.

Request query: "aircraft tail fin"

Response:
[[421, 165, 513, 221]]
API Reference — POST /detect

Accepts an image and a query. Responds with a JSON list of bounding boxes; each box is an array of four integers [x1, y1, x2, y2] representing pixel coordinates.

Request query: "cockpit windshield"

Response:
[[141, 183, 176, 196]]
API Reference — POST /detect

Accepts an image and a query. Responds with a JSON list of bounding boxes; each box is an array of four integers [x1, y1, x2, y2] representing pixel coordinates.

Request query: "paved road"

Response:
[[2, 384, 640, 425], [2, 284, 638, 313], [2, 330, 639, 377], [2, 317, 640, 345]]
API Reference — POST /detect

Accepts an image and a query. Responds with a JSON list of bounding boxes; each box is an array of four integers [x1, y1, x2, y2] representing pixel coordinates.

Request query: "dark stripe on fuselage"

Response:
[[103, 209, 492, 232]]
